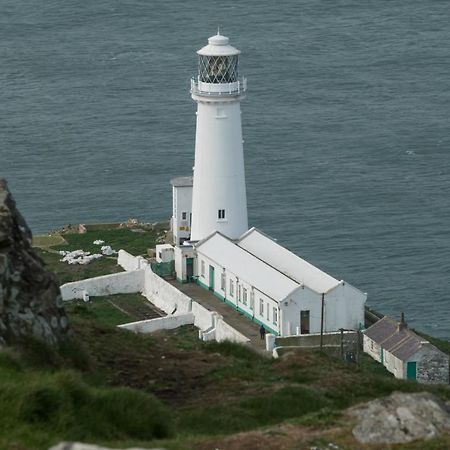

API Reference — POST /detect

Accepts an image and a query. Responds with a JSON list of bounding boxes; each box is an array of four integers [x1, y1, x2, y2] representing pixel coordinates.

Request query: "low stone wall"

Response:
[[143, 266, 191, 315], [118, 313, 194, 333], [60, 270, 145, 301], [118, 250, 148, 272]]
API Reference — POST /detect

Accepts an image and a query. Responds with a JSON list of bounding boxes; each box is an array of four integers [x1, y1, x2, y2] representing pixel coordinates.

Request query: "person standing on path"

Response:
[[259, 324, 266, 340]]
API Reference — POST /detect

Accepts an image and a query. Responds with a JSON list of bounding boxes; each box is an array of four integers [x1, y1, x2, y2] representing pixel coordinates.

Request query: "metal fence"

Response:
[[150, 261, 175, 278]]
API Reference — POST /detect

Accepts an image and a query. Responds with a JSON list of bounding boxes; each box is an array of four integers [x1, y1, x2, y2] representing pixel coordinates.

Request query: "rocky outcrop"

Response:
[[350, 391, 450, 444], [49, 443, 166, 450], [0, 179, 69, 346]]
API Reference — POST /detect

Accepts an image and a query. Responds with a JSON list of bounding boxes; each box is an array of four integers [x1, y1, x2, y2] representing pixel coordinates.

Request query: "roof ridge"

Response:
[[238, 228, 340, 291]]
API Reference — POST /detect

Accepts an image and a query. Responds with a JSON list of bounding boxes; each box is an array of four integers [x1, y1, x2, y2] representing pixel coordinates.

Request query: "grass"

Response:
[[174, 385, 330, 436], [33, 226, 166, 284], [52, 228, 162, 255], [2, 300, 450, 450], [0, 349, 171, 450], [36, 249, 122, 284], [32, 234, 67, 248], [65, 297, 131, 328]]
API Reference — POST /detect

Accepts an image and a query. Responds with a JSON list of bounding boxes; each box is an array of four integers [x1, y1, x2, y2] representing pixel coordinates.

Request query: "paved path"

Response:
[[169, 280, 268, 354]]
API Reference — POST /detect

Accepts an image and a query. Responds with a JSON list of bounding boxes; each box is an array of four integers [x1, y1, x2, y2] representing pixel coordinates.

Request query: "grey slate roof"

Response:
[[170, 176, 193, 187], [364, 316, 430, 361]]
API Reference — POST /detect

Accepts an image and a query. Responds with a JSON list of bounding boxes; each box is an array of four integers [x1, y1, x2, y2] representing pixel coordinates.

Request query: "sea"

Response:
[[1, 0, 449, 339]]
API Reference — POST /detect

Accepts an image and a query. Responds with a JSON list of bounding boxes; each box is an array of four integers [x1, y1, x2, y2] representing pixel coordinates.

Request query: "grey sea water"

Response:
[[1, 0, 449, 339]]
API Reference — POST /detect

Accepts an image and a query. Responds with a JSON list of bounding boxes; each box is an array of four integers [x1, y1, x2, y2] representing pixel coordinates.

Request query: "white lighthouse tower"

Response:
[[190, 33, 248, 242]]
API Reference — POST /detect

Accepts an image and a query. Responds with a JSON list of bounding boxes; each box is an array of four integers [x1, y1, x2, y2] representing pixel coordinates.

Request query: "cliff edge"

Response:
[[0, 179, 69, 346]]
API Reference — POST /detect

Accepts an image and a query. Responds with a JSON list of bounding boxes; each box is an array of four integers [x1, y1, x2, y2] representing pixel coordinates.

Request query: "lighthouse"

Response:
[[189, 33, 248, 242]]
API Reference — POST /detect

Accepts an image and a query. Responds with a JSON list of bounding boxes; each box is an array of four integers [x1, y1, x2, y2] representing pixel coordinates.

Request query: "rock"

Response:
[[0, 179, 70, 346], [49, 443, 166, 450], [350, 391, 450, 444]]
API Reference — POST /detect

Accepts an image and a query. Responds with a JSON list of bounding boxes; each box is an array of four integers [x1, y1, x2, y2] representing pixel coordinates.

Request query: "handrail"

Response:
[[191, 77, 247, 97]]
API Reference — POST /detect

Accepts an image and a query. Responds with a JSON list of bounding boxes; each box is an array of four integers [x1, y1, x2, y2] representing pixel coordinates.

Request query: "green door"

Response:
[[406, 361, 417, 380], [209, 265, 215, 291], [186, 258, 194, 281]]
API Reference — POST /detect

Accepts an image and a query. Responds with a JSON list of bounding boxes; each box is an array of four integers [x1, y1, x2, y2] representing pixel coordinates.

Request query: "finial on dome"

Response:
[[217, 26, 220, 35]]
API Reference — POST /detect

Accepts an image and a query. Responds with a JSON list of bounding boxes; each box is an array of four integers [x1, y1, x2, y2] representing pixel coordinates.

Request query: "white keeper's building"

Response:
[[168, 33, 367, 336]]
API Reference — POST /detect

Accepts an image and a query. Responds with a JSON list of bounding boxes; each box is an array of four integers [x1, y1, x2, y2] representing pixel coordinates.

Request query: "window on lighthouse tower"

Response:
[[218, 209, 226, 220]]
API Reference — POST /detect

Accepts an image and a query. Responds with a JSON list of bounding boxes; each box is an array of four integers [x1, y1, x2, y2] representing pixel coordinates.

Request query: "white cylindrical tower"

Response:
[[190, 33, 248, 241]]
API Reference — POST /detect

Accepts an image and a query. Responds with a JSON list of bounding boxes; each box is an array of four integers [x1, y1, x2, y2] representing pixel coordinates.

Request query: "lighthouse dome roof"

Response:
[[197, 33, 241, 57]]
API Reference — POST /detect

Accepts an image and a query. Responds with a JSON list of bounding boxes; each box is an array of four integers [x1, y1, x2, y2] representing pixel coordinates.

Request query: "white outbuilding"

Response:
[[193, 229, 366, 336]]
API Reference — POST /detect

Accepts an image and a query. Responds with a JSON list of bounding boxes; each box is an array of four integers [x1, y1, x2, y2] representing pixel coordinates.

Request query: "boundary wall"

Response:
[[118, 250, 149, 271], [215, 318, 250, 344], [60, 269, 144, 301], [118, 313, 194, 333], [63, 249, 255, 347], [143, 267, 191, 314]]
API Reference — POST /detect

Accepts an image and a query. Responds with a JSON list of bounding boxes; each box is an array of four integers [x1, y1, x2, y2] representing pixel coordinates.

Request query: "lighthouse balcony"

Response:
[[191, 77, 247, 97]]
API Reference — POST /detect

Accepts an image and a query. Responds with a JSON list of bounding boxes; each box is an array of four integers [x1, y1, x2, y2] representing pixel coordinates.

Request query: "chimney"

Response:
[[398, 312, 408, 331]]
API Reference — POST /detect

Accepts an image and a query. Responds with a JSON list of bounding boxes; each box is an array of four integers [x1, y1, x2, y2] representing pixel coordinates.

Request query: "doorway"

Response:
[[300, 310, 310, 334], [406, 361, 417, 380], [209, 265, 215, 291], [186, 258, 194, 281]]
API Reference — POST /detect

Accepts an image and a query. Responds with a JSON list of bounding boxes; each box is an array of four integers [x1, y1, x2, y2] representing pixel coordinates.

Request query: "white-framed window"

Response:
[[201, 260, 205, 277], [243, 288, 248, 305], [250, 291, 255, 310], [229, 280, 234, 297], [273, 307, 278, 325], [259, 299, 264, 316], [238, 285, 242, 302], [218, 209, 226, 220], [182, 211, 187, 220], [221, 271, 226, 291], [266, 303, 270, 320]]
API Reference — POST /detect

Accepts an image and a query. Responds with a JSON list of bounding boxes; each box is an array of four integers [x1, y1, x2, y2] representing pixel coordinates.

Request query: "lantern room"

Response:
[[191, 33, 247, 97]]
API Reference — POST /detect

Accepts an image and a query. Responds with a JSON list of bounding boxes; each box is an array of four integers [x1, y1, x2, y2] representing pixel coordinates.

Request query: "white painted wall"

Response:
[[60, 270, 145, 301], [215, 317, 250, 344], [174, 245, 195, 282], [325, 282, 366, 331], [192, 301, 218, 332], [197, 251, 280, 334], [143, 266, 192, 314], [190, 97, 248, 241], [118, 250, 148, 272], [118, 313, 194, 333], [363, 334, 382, 363], [383, 349, 404, 379], [172, 184, 193, 245], [279, 286, 322, 336]]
